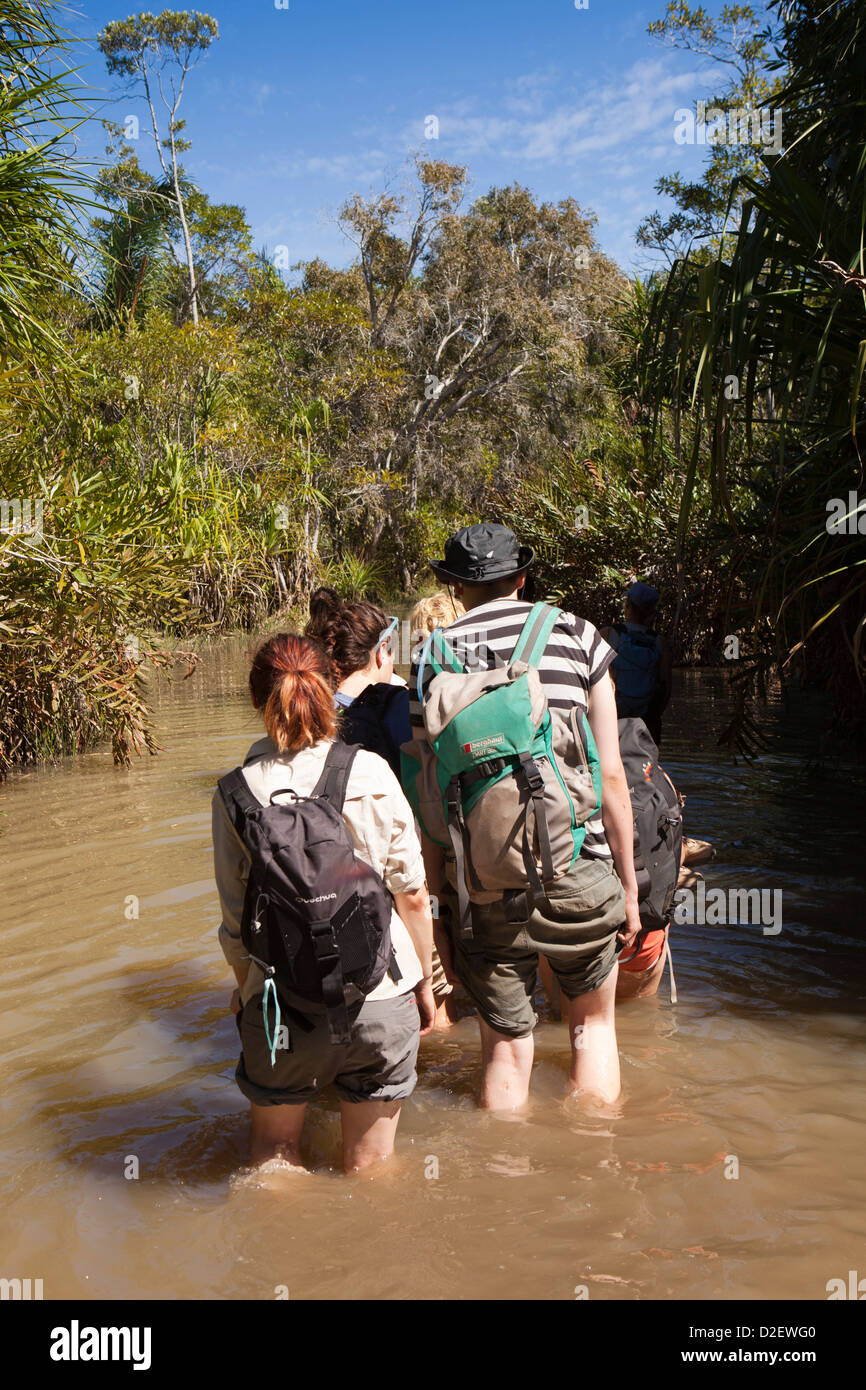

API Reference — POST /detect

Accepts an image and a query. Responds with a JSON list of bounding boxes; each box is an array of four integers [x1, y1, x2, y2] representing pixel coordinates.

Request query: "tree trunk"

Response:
[[169, 127, 198, 327]]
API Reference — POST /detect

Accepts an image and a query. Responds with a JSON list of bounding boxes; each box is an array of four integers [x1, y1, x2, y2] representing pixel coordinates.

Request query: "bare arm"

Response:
[[212, 791, 253, 1007], [393, 885, 435, 1034], [587, 671, 641, 950], [392, 885, 434, 982]]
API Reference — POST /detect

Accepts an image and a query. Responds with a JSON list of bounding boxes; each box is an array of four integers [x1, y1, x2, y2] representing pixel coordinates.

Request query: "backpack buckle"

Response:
[[520, 757, 544, 793], [309, 921, 339, 962]]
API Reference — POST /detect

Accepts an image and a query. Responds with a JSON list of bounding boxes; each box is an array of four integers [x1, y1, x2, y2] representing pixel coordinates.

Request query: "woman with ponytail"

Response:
[[212, 633, 434, 1173]]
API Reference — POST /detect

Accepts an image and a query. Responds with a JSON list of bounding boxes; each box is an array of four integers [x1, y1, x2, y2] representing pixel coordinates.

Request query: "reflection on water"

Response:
[[0, 640, 864, 1300]]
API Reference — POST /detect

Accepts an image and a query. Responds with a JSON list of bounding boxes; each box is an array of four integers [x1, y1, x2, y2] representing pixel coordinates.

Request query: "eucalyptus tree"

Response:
[[98, 10, 219, 327], [337, 163, 625, 582], [638, 2, 785, 267]]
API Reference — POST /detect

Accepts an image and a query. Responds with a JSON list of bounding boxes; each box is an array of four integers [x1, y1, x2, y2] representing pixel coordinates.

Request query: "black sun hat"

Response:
[[429, 524, 535, 585]]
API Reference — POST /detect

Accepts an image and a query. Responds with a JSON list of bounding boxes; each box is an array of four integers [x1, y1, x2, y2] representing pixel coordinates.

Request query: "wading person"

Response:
[[212, 634, 434, 1173], [403, 523, 641, 1109], [601, 582, 672, 747], [307, 592, 410, 780], [407, 592, 468, 1027], [315, 592, 457, 1027]]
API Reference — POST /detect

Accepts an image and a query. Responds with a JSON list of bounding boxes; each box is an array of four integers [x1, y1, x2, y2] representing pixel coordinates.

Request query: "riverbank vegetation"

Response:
[[1, 0, 863, 775]]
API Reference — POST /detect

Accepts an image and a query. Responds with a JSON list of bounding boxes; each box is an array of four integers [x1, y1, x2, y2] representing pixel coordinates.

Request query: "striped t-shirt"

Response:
[[408, 598, 615, 858]]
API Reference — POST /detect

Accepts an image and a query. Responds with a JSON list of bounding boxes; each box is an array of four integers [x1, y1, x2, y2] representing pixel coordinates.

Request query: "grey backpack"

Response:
[[218, 741, 401, 1056], [617, 717, 683, 958]]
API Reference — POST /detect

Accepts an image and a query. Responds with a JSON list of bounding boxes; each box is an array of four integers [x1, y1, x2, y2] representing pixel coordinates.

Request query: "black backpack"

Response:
[[337, 682, 409, 780], [617, 717, 683, 958], [217, 741, 401, 1050]]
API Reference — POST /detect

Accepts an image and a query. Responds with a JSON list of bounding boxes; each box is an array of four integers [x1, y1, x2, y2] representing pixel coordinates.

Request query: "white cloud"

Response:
[[424, 57, 718, 164]]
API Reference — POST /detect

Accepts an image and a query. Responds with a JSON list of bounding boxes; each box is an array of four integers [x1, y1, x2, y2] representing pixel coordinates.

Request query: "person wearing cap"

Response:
[[601, 582, 673, 747], [408, 523, 642, 1109]]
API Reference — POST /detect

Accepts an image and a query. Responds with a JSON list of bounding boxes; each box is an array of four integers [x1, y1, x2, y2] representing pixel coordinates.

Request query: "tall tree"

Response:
[[638, 2, 784, 266], [98, 10, 219, 327]]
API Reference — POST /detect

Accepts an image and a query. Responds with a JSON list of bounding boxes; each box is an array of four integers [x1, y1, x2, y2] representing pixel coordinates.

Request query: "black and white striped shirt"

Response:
[[409, 598, 615, 857]]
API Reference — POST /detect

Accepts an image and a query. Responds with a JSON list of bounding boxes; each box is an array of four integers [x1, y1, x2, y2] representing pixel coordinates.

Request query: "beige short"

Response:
[[235, 990, 420, 1105], [439, 854, 624, 1038]]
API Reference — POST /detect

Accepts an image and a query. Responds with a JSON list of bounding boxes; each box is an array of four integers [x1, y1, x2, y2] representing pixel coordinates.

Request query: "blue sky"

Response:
[[68, 0, 725, 278]]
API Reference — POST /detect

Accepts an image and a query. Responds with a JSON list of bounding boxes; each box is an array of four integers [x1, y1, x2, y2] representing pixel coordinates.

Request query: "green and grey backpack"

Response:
[[401, 602, 602, 936]]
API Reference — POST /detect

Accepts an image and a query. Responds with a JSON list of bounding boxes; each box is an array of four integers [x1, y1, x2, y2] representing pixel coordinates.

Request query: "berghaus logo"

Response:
[[464, 735, 505, 755]]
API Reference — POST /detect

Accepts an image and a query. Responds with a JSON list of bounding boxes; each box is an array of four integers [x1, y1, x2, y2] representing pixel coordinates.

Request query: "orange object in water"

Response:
[[618, 927, 667, 973]]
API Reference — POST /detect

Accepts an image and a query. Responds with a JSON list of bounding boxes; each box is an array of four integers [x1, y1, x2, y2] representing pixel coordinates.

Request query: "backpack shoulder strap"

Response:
[[511, 602, 561, 668], [311, 740, 359, 812], [217, 768, 261, 838], [416, 625, 465, 704], [429, 626, 465, 675]]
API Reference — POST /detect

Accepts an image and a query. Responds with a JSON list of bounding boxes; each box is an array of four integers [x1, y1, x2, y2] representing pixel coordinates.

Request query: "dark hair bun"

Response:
[[305, 586, 343, 640]]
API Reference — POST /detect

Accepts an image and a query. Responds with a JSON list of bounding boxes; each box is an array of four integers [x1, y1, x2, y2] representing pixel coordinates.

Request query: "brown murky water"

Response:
[[1, 636, 865, 1301]]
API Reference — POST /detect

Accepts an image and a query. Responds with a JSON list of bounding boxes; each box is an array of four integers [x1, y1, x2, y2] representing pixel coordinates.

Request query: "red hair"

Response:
[[248, 634, 337, 752]]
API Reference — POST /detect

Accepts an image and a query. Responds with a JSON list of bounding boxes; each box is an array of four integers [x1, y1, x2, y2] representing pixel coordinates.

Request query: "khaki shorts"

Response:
[[235, 990, 420, 1105], [440, 853, 625, 1038]]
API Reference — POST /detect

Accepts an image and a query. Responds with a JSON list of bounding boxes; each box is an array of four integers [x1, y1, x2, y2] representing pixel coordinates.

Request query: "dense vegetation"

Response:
[[0, 0, 863, 775]]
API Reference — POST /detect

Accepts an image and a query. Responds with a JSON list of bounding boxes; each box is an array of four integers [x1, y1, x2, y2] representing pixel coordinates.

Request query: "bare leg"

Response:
[[249, 1102, 308, 1168], [478, 1017, 534, 1110], [616, 947, 667, 1001], [340, 1099, 403, 1172], [565, 965, 621, 1104], [432, 990, 461, 1029]]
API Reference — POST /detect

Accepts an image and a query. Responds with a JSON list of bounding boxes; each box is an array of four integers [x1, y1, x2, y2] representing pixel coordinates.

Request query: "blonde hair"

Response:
[[408, 590, 464, 644]]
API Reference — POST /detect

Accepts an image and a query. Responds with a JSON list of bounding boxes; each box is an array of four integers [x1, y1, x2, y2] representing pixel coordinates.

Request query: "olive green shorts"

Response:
[[440, 853, 625, 1038]]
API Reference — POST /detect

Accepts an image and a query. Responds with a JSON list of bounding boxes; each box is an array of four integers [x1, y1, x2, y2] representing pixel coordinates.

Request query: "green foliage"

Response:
[[0, 1, 95, 364], [640, 0, 866, 736], [318, 553, 391, 601], [6, 0, 862, 776]]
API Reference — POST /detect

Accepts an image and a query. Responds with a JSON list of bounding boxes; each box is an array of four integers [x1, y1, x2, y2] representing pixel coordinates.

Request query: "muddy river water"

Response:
[[1, 635, 864, 1301]]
